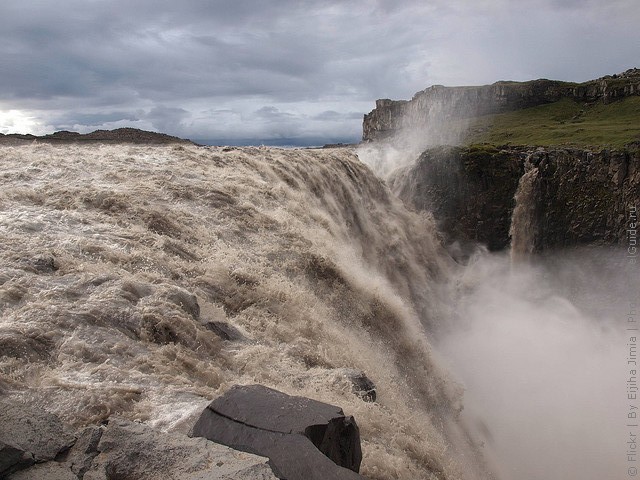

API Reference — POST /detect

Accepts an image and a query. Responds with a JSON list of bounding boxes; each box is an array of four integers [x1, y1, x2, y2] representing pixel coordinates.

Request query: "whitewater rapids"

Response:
[[0, 143, 490, 479], [2, 142, 630, 480]]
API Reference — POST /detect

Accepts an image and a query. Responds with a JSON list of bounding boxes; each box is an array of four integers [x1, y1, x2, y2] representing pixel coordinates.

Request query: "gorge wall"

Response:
[[362, 68, 640, 142], [389, 145, 639, 252]]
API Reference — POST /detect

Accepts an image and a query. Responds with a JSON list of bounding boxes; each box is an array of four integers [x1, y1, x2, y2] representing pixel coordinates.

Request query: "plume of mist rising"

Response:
[[355, 80, 634, 477], [358, 86, 478, 179], [438, 247, 633, 480]]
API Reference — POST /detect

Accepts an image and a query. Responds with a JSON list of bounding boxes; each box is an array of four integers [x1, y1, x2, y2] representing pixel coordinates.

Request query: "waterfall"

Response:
[[0, 143, 490, 480], [509, 156, 539, 261]]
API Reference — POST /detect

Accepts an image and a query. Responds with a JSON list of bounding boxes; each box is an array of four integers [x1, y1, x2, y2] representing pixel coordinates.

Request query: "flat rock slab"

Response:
[[190, 384, 365, 480], [84, 417, 278, 480]]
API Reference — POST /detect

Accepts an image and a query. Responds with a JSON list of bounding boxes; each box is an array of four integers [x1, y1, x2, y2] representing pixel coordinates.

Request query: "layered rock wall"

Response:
[[390, 145, 640, 251], [363, 69, 640, 142]]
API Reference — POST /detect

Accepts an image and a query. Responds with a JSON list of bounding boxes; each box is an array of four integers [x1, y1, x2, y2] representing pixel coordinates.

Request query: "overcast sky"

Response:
[[1, 0, 638, 144]]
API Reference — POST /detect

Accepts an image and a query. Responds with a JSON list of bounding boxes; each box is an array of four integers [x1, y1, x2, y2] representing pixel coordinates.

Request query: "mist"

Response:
[[435, 247, 631, 479], [356, 91, 636, 477], [358, 87, 477, 179]]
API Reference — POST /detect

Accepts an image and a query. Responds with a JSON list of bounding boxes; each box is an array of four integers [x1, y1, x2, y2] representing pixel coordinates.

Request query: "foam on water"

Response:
[[0, 143, 489, 479]]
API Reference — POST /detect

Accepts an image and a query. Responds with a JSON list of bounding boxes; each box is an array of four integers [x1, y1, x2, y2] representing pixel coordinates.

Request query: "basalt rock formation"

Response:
[[190, 384, 365, 480], [363, 68, 640, 142], [390, 145, 640, 252]]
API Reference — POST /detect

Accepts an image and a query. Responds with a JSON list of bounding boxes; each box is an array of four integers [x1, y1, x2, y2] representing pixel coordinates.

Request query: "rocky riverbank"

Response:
[[0, 384, 369, 480]]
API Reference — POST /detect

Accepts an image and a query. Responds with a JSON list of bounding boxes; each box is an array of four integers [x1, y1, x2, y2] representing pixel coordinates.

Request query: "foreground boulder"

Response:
[[0, 401, 76, 477], [190, 384, 365, 480]]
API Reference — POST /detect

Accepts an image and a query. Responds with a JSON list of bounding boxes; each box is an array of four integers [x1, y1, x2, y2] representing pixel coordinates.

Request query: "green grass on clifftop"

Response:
[[466, 96, 640, 147]]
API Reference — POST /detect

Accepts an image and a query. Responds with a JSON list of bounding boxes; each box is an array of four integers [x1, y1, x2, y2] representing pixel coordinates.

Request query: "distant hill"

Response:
[[363, 68, 640, 147], [0, 127, 193, 145]]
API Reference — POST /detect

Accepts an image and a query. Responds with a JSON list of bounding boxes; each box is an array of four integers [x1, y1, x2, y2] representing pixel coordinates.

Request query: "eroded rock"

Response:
[[190, 384, 365, 480], [342, 369, 376, 403], [203, 320, 246, 341]]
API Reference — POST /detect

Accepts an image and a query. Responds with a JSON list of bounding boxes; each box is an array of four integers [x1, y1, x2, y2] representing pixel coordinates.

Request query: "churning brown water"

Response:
[[1, 143, 631, 479], [0, 143, 496, 479], [509, 156, 539, 262]]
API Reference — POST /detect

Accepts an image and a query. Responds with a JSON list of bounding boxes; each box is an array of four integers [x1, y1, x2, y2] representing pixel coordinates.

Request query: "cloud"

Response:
[[144, 106, 190, 133], [0, 0, 638, 143], [254, 106, 296, 119]]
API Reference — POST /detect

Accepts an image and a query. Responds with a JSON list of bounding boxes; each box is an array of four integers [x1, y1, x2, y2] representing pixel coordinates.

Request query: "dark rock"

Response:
[[0, 401, 76, 465], [190, 384, 365, 480], [85, 417, 277, 480], [389, 145, 521, 251], [165, 287, 200, 319], [28, 256, 58, 273], [342, 369, 376, 403], [391, 145, 640, 252], [203, 320, 246, 341], [0, 441, 34, 477]]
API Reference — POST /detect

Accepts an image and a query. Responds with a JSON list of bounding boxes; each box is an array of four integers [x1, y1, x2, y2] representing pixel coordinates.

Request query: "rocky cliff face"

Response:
[[389, 145, 640, 252], [363, 69, 640, 142]]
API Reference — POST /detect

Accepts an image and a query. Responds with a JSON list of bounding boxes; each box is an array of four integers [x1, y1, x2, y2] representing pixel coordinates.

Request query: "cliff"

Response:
[[363, 68, 640, 143], [389, 145, 640, 252]]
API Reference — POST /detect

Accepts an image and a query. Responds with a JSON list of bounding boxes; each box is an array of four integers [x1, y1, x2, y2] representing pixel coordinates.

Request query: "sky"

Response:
[[1, 0, 639, 145]]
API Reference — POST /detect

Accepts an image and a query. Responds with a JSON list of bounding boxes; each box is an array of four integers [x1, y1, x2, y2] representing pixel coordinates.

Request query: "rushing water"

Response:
[[0, 143, 494, 480], [509, 156, 539, 262], [0, 142, 632, 479], [359, 143, 635, 480]]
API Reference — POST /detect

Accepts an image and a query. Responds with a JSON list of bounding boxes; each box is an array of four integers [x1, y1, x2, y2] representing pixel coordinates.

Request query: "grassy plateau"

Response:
[[466, 96, 640, 148]]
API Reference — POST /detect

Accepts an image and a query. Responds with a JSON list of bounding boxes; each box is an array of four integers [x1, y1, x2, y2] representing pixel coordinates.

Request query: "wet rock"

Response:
[[392, 145, 640, 251], [65, 425, 104, 477], [29, 256, 58, 273], [86, 417, 277, 480], [203, 320, 246, 341], [342, 369, 376, 403], [0, 401, 76, 465], [0, 441, 34, 477], [190, 384, 365, 480], [165, 287, 200, 319]]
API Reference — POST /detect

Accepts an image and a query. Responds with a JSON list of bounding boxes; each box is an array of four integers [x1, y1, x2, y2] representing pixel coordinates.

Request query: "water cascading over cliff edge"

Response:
[[356, 67, 637, 478], [0, 143, 497, 480]]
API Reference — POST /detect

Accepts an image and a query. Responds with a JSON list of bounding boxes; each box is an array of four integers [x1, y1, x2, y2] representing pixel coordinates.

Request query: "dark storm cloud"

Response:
[[1, 0, 638, 141], [0, 0, 340, 104]]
